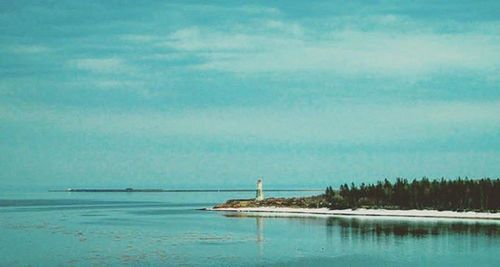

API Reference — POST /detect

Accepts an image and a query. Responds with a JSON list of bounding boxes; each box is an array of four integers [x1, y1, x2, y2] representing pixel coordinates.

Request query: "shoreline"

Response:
[[209, 207, 500, 221]]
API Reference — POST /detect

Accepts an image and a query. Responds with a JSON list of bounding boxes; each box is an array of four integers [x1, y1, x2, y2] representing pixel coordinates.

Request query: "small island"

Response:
[[211, 177, 500, 220]]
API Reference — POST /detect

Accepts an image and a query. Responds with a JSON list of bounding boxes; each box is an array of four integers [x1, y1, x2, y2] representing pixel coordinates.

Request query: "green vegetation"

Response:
[[325, 178, 500, 212]]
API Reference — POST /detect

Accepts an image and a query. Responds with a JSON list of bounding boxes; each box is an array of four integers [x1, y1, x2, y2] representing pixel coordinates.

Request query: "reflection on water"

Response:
[[256, 217, 264, 257], [256, 217, 264, 242], [225, 213, 499, 241], [328, 217, 499, 238]]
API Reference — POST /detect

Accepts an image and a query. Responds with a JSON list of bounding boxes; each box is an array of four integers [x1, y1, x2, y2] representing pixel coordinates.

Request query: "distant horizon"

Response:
[[2, 175, 498, 193]]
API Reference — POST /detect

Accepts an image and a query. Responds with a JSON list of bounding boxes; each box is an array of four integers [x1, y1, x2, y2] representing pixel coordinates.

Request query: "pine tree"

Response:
[[325, 177, 499, 211]]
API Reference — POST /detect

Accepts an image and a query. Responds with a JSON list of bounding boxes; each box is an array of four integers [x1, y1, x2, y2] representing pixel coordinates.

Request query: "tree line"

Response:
[[325, 178, 500, 211]]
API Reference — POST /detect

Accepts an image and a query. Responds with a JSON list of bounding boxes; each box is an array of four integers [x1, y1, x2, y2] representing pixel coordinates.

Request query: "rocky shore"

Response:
[[213, 195, 328, 209]]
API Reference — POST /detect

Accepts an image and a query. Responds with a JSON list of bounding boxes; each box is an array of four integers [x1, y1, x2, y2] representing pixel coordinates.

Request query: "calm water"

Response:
[[0, 191, 499, 266]]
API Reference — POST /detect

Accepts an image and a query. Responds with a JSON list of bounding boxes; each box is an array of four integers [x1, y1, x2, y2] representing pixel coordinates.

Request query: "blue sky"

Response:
[[1, 0, 499, 189]]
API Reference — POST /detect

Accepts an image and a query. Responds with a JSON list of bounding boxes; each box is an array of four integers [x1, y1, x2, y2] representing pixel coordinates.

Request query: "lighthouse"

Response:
[[256, 177, 264, 201]]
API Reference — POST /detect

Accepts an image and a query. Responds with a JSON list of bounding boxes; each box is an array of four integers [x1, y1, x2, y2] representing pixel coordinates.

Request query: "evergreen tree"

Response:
[[325, 177, 500, 211]]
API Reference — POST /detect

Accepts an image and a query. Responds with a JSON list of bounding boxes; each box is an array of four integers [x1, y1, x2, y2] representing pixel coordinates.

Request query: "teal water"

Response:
[[0, 191, 499, 266]]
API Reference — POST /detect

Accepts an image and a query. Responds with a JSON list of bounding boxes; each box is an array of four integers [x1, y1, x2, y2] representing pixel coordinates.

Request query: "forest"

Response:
[[325, 178, 500, 212]]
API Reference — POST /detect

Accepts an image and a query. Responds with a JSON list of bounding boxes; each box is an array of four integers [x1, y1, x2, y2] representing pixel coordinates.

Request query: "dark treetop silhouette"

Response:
[[326, 177, 500, 212]]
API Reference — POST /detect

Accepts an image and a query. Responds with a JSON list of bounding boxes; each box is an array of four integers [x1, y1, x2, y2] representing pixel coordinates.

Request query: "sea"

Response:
[[0, 190, 499, 266]]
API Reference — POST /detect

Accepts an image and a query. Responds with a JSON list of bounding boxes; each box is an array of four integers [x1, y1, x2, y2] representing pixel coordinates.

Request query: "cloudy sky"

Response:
[[1, 0, 499, 189]]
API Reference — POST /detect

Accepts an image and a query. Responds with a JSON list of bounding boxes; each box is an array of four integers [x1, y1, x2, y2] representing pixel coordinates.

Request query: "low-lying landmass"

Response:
[[49, 188, 322, 193], [212, 178, 500, 220]]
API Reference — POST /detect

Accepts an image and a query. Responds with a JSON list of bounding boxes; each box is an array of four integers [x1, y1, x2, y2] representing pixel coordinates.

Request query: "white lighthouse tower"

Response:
[[256, 177, 264, 201]]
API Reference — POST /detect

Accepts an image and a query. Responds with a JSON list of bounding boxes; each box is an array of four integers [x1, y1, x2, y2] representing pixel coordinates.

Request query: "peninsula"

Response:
[[211, 177, 500, 220]]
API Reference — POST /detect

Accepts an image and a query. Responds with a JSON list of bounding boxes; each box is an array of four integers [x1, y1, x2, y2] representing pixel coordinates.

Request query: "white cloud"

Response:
[[71, 58, 131, 73], [163, 3, 281, 16], [119, 34, 157, 43], [2, 101, 499, 145], [92, 79, 143, 90], [10, 45, 49, 53], [166, 27, 258, 51], [164, 25, 500, 75]]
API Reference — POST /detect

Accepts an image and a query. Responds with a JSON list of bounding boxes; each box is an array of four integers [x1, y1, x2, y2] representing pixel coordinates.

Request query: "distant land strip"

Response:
[[49, 188, 323, 193]]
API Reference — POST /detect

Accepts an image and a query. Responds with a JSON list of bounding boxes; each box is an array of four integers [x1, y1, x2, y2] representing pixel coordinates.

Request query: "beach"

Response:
[[210, 207, 500, 221]]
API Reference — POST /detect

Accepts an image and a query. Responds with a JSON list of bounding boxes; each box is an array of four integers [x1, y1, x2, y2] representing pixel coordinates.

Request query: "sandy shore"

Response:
[[209, 207, 500, 221]]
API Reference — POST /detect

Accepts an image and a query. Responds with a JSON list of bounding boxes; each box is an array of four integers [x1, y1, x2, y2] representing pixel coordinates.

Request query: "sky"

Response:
[[1, 0, 499, 189]]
